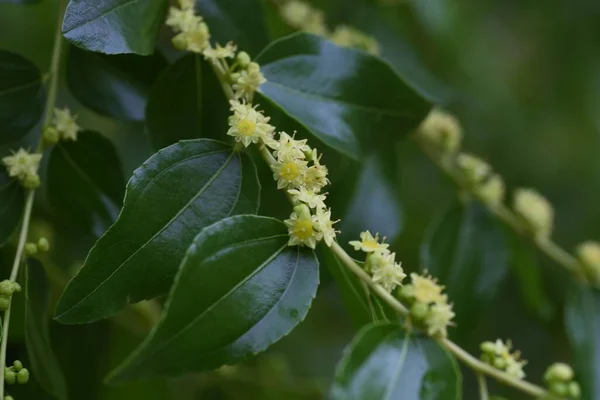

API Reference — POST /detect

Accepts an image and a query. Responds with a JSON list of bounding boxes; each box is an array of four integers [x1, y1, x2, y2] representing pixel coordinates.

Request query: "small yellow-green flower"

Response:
[[369, 252, 406, 292], [418, 109, 463, 153], [2, 148, 41, 180], [349, 231, 389, 254], [227, 101, 275, 147], [287, 187, 327, 209], [233, 62, 266, 100], [272, 157, 308, 189], [53, 108, 81, 141], [284, 205, 321, 248], [313, 207, 339, 247], [425, 302, 455, 337], [203, 42, 237, 61], [411, 273, 446, 304], [513, 188, 553, 239]]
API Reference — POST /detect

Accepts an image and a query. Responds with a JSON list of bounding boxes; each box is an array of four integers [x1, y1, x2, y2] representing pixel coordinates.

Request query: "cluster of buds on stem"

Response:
[[1, 149, 41, 189], [480, 339, 527, 379], [279, 1, 379, 54], [24, 237, 50, 257], [543, 362, 580, 399], [166, 1, 340, 250], [397, 272, 455, 337], [3, 359, 29, 388], [0, 280, 21, 313]]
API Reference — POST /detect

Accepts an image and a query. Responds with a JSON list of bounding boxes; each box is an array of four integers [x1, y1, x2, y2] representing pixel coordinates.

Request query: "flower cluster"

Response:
[[279, 0, 379, 54], [480, 339, 527, 379], [3, 359, 29, 387], [166, 0, 210, 53], [397, 272, 455, 337], [544, 362, 581, 399], [418, 108, 463, 154], [513, 188, 553, 239], [2, 149, 42, 189], [167, 4, 339, 250], [350, 231, 406, 292], [576, 241, 600, 286]]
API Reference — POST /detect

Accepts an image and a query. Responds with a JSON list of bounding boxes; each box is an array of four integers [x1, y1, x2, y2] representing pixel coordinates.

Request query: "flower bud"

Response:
[[236, 51, 251, 68], [293, 204, 311, 219], [37, 237, 50, 252], [4, 369, 15, 385], [576, 241, 600, 285], [493, 357, 507, 370], [418, 109, 463, 153], [410, 301, 429, 320], [21, 173, 40, 190], [24, 243, 37, 256], [549, 382, 568, 396], [456, 153, 491, 187], [247, 62, 260, 73], [396, 284, 415, 301], [172, 33, 188, 51], [0, 280, 14, 296], [513, 188, 553, 239], [544, 362, 574, 383], [568, 381, 581, 398], [17, 368, 29, 384], [480, 341, 496, 354], [0, 297, 10, 312], [43, 125, 60, 146], [12, 360, 22, 372], [12, 283, 21, 293], [230, 72, 241, 83], [476, 175, 505, 206], [5, 395, 14, 400]]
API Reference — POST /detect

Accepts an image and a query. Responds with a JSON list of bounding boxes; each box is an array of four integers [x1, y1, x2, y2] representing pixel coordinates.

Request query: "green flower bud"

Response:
[[21, 173, 40, 190], [230, 72, 241, 82], [4, 369, 16, 385], [410, 301, 429, 320], [37, 237, 50, 252], [17, 368, 29, 384], [568, 381, 581, 398], [43, 125, 60, 146], [5, 395, 14, 400], [0, 297, 11, 312], [480, 341, 496, 354], [12, 283, 21, 293], [12, 360, 22, 372], [247, 62, 260, 73], [171, 33, 188, 51], [493, 357, 507, 370], [0, 280, 14, 296], [549, 382, 568, 396], [396, 284, 415, 301], [24, 243, 37, 256], [236, 51, 251, 67], [544, 362, 574, 383], [293, 204, 311, 219]]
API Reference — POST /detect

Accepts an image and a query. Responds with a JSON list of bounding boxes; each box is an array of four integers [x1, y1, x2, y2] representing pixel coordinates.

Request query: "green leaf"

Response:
[[565, 284, 600, 400], [26, 259, 69, 400], [335, 151, 402, 245], [66, 46, 167, 121], [195, 0, 269, 57], [0, 0, 42, 3], [256, 33, 430, 160], [54, 139, 260, 324], [108, 215, 319, 381], [321, 248, 395, 327], [0, 170, 24, 247], [47, 131, 125, 236], [331, 322, 462, 400], [421, 202, 509, 331], [62, 0, 168, 55], [508, 232, 554, 320], [0, 50, 43, 146], [145, 54, 229, 150]]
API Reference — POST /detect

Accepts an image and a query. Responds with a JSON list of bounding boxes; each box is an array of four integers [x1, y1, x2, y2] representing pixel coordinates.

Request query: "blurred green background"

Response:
[[1, 0, 599, 398]]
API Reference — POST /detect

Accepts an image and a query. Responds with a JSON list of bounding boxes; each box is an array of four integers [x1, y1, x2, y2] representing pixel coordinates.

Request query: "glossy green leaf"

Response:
[[66, 46, 167, 121], [47, 131, 125, 236], [145, 54, 229, 150], [195, 0, 269, 57], [26, 259, 68, 400], [331, 322, 462, 400], [54, 139, 260, 324], [421, 202, 509, 331], [565, 284, 600, 400], [0, 50, 43, 146], [256, 33, 430, 160], [62, 0, 168, 55], [0, 170, 24, 247], [108, 215, 319, 380], [508, 232, 554, 320], [321, 248, 395, 327], [0, 0, 42, 3], [336, 151, 403, 245]]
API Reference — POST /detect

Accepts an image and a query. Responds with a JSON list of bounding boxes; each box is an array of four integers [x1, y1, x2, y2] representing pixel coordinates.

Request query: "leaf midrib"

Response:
[[56, 151, 237, 317], [0, 79, 40, 97]]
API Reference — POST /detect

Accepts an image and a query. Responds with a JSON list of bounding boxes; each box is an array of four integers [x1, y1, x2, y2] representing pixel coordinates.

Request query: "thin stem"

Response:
[[0, 1, 65, 395], [477, 372, 489, 400], [204, 43, 553, 400], [413, 135, 584, 282]]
